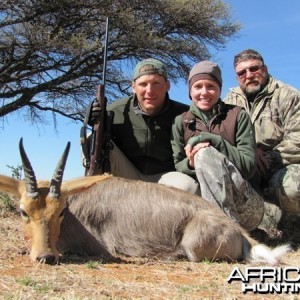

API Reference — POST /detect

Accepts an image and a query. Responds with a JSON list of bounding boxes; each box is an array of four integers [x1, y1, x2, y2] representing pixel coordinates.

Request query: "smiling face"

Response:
[[235, 59, 269, 98], [132, 74, 170, 116], [190, 78, 221, 111]]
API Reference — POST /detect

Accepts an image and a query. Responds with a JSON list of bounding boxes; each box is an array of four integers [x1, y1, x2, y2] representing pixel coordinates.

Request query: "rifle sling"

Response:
[[80, 101, 93, 168]]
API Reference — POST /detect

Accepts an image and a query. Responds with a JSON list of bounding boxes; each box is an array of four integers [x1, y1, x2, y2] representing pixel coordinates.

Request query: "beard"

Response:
[[244, 83, 263, 98], [242, 76, 269, 100]]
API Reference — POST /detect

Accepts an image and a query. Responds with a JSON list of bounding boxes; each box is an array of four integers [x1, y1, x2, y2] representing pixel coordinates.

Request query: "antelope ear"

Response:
[[60, 175, 112, 197], [0, 175, 25, 198]]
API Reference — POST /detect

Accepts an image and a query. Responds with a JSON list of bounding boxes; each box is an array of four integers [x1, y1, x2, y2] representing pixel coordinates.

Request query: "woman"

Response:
[[171, 60, 264, 231]]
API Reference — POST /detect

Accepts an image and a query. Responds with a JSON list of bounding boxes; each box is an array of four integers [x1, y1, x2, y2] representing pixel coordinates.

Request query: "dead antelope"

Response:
[[0, 139, 290, 265]]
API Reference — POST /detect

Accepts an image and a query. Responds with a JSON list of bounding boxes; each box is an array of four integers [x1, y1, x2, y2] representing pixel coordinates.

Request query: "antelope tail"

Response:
[[241, 229, 291, 265], [248, 243, 291, 265]]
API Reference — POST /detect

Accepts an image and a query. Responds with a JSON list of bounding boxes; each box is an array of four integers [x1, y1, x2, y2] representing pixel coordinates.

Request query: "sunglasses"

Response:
[[236, 65, 264, 78]]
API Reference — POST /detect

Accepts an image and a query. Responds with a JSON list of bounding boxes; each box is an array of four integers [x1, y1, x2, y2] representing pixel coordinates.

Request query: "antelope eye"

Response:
[[59, 208, 67, 218], [20, 209, 30, 221]]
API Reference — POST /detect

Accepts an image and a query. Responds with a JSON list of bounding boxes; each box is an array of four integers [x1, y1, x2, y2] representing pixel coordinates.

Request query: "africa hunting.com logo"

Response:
[[227, 267, 300, 294]]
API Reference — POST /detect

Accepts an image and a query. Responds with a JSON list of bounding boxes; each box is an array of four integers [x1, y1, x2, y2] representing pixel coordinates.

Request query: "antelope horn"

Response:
[[19, 138, 38, 198], [49, 142, 71, 198]]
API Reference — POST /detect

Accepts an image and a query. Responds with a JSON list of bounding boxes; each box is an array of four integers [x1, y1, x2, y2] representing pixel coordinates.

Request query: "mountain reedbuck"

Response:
[[0, 139, 290, 265]]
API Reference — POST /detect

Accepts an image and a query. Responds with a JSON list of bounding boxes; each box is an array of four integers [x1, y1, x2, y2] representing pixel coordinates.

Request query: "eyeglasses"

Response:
[[236, 65, 264, 78]]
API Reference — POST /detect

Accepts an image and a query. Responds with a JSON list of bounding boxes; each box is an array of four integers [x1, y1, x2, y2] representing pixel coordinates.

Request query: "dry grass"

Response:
[[1, 193, 300, 299]]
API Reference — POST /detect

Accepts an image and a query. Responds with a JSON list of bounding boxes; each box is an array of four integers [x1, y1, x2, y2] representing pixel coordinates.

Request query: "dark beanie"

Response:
[[188, 60, 222, 90]]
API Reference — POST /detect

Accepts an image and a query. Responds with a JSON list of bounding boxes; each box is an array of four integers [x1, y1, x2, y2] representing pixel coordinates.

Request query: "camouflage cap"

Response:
[[133, 58, 168, 81]]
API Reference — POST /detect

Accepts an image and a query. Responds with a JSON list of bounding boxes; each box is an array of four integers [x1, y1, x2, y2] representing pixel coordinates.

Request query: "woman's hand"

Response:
[[184, 142, 210, 168]]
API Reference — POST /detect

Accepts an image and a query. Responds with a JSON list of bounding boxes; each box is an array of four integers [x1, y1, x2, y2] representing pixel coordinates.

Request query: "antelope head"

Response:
[[0, 138, 112, 264]]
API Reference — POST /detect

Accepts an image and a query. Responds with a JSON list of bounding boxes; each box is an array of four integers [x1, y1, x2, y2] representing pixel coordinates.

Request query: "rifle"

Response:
[[80, 17, 114, 176]]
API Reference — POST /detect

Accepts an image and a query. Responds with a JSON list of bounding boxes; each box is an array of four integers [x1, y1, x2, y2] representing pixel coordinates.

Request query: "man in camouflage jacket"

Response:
[[224, 49, 300, 222]]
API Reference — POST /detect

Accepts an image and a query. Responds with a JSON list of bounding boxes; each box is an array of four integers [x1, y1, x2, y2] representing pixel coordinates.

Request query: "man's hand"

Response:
[[88, 99, 103, 126], [256, 147, 270, 175]]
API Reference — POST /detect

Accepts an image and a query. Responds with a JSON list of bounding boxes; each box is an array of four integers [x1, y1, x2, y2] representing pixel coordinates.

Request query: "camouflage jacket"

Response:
[[224, 76, 300, 172]]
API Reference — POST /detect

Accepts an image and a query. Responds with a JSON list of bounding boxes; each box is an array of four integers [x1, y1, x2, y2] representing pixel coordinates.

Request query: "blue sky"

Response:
[[1, 0, 300, 180]]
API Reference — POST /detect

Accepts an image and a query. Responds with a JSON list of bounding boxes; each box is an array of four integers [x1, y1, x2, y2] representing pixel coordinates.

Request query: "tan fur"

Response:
[[0, 174, 112, 263], [0, 168, 289, 265]]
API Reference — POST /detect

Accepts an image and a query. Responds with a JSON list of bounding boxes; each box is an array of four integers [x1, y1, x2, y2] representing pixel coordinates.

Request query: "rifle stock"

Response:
[[87, 85, 106, 176]]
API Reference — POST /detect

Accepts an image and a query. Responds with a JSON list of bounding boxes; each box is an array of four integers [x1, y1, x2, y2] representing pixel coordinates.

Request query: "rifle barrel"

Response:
[[102, 17, 109, 95]]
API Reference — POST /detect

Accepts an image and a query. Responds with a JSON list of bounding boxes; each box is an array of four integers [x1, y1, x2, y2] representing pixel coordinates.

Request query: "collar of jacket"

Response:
[[187, 99, 223, 124]]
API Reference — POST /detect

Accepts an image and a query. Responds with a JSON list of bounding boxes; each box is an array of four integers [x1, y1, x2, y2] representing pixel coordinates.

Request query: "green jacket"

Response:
[[108, 94, 188, 175], [224, 76, 300, 173], [171, 101, 256, 179]]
